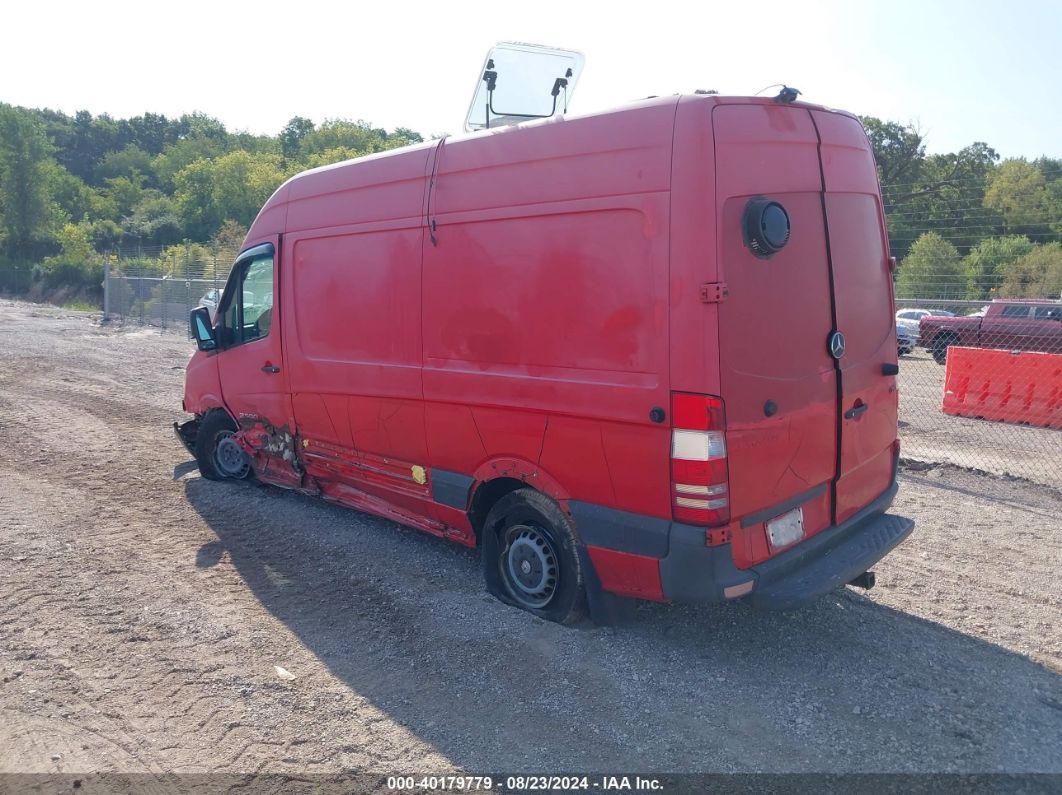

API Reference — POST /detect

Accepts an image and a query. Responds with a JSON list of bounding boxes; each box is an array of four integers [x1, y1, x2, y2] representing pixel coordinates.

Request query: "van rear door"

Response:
[[713, 104, 839, 563], [713, 104, 898, 563], [810, 110, 898, 523]]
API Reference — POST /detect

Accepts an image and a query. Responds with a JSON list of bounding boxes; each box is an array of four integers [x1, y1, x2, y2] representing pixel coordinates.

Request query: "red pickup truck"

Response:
[[919, 299, 1062, 364]]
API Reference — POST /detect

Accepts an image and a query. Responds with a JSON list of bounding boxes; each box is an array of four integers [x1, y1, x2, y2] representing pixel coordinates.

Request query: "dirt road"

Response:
[[1, 300, 1060, 777]]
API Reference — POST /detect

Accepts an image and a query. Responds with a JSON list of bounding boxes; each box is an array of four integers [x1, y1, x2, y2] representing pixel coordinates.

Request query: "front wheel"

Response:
[[194, 410, 252, 481], [482, 488, 586, 624]]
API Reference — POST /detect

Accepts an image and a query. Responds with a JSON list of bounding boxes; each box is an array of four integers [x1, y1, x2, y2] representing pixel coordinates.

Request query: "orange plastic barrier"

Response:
[[941, 347, 1062, 429]]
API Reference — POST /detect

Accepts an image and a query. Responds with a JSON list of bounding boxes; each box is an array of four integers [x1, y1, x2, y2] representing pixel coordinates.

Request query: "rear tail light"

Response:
[[670, 393, 730, 527]]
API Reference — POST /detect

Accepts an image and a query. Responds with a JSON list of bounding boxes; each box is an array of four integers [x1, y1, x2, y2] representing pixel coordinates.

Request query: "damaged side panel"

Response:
[[234, 415, 305, 490]]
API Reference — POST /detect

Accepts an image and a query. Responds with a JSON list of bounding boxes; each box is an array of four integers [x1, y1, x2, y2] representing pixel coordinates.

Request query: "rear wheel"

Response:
[[931, 334, 958, 365], [194, 410, 251, 481], [481, 488, 585, 624]]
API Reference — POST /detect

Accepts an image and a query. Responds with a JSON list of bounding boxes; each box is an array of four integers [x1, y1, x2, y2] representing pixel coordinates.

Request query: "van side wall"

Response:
[[423, 100, 677, 522], [279, 146, 437, 526], [263, 101, 682, 562]]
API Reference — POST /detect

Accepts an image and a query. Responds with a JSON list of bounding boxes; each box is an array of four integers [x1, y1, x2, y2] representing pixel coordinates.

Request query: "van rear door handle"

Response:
[[844, 403, 868, 420], [261, 365, 280, 374]]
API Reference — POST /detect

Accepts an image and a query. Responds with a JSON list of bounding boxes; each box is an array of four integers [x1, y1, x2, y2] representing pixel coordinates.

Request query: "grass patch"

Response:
[[62, 300, 100, 312]]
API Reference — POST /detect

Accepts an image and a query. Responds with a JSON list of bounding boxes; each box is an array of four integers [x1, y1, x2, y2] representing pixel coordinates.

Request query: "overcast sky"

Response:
[[5, 0, 1060, 158]]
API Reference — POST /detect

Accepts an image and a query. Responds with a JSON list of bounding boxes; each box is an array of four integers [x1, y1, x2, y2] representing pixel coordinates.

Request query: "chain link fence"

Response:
[[894, 284, 1060, 489], [100, 244, 239, 334]]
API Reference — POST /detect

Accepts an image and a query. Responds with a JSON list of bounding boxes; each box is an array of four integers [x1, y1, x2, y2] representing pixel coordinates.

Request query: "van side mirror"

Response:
[[190, 306, 217, 351]]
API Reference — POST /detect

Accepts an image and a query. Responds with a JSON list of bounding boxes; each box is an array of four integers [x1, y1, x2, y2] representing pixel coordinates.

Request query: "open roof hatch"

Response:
[[464, 42, 585, 133]]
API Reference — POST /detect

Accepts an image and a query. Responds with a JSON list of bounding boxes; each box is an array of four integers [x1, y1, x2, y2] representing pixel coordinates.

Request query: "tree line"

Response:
[[0, 103, 1059, 302], [863, 118, 1060, 300], [0, 104, 422, 294]]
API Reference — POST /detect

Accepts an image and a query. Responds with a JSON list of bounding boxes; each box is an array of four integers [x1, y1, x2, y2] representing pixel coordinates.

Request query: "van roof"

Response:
[[244, 94, 855, 247]]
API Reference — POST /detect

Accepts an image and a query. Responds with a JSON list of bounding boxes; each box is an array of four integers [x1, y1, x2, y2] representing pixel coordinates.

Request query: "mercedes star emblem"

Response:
[[829, 331, 846, 360]]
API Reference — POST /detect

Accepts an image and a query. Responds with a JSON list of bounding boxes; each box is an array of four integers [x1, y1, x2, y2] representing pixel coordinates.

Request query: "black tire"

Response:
[[194, 410, 251, 481], [481, 488, 586, 624], [931, 334, 957, 365]]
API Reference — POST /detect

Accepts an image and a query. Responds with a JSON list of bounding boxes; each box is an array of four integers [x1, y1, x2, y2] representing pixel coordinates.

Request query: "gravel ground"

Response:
[[1, 299, 1061, 777], [897, 349, 1060, 489]]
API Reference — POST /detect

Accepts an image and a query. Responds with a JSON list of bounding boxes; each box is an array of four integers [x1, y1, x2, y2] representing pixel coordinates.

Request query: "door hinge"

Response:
[[700, 282, 729, 304]]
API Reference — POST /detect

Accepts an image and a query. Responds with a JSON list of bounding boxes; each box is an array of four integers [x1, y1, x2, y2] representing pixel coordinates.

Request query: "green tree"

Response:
[[896, 231, 964, 299], [96, 144, 155, 184], [280, 116, 315, 160], [210, 218, 247, 256], [88, 219, 122, 250], [999, 242, 1062, 299], [124, 112, 179, 155], [296, 119, 405, 161], [61, 111, 131, 185], [47, 163, 97, 222], [302, 146, 369, 169], [37, 222, 101, 287], [961, 235, 1035, 299], [983, 159, 1051, 234], [123, 192, 183, 245], [102, 174, 145, 219], [175, 112, 229, 143], [860, 117, 925, 188], [152, 136, 228, 189], [885, 143, 1001, 258], [174, 151, 291, 240], [392, 127, 424, 145], [229, 131, 279, 156], [0, 105, 61, 257]]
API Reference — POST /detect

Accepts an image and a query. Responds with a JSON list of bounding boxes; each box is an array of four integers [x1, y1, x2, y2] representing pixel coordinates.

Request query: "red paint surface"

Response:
[[183, 350, 223, 415], [713, 104, 837, 556], [183, 95, 900, 599], [942, 347, 1062, 429], [585, 546, 665, 602]]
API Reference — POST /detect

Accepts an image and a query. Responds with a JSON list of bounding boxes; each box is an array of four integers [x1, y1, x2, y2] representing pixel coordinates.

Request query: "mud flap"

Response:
[[577, 546, 636, 627]]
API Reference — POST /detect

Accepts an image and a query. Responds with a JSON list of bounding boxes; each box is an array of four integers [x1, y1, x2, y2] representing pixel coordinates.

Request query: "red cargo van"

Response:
[[177, 94, 914, 623]]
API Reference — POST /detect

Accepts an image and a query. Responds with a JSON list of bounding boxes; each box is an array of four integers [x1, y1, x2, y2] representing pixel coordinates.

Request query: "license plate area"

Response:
[[766, 507, 805, 551]]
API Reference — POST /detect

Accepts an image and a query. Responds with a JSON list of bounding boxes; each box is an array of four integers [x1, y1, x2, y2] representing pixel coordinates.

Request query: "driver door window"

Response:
[[219, 252, 274, 347]]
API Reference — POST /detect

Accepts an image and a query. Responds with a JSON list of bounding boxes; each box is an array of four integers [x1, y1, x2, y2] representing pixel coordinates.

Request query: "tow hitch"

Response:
[[848, 571, 876, 590]]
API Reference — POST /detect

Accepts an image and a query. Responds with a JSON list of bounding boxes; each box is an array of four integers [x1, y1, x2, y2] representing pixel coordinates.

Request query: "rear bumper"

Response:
[[659, 481, 914, 609]]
